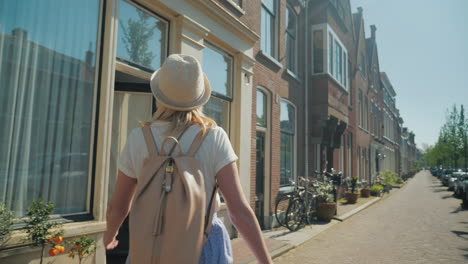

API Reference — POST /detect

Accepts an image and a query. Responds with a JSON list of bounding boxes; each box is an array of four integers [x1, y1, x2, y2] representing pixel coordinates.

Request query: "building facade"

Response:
[[0, 1, 419, 263]]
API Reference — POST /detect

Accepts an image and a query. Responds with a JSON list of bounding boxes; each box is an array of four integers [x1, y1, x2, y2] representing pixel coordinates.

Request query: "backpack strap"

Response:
[[187, 128, 210, 157], [203, 184, 219, 243], [142, 125, 159, 156]]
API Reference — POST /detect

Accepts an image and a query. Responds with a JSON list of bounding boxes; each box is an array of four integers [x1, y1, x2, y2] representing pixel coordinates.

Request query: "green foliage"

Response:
[[423, 104, 468, 168], [317, 183, 334, 203], [350, 176, 358, 193], [370, 185, 383, 195], [0, 203, 14, 246], [379, 170, 402, 186], [24, 199, 62, 247], [67, 236, 97, 264]]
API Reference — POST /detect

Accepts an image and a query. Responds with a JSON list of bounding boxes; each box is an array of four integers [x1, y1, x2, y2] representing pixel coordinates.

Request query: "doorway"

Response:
[[106, 70, 154, 263]]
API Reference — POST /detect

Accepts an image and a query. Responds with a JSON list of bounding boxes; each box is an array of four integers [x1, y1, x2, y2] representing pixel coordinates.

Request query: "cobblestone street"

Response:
[[275, 171, 468, 264]]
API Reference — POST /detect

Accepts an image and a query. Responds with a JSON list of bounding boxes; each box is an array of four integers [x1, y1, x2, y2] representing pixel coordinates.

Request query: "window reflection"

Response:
[[117, 0, 168, 71], [0, 0, 100, 217]]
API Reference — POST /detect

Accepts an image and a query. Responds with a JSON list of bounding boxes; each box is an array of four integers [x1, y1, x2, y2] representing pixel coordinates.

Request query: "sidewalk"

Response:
[[232, 193, 389, 264]]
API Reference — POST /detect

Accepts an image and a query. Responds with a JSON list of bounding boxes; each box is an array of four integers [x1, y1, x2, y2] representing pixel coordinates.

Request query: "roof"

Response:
[[380, 72, 396, 96]]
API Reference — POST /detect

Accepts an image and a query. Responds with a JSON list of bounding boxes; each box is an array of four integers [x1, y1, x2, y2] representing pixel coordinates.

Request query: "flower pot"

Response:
[[345, 192, 359, 204], [316, 202, 337, 222], [360, 188, 370, 198]]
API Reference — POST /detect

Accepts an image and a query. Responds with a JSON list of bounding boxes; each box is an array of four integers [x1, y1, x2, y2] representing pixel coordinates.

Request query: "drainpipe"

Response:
[[302, 0, 309, 182]]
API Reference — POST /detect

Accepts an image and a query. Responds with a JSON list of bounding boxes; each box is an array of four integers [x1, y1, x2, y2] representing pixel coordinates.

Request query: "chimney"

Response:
[[370, 25, 377, 39], [12, 28, 28, 41], [357, 7, 363, 14]]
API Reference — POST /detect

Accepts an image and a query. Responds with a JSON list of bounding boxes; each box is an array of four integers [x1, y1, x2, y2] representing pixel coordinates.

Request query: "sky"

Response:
[[350, 0, 468, 148]]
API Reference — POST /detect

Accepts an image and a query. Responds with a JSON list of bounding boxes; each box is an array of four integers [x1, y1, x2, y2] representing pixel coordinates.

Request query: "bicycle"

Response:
[[284, 177, 321, 231]]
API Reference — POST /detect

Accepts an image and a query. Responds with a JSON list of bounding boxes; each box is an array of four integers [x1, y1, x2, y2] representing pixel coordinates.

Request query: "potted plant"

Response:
[[316, 183, 336, 222], [360, 180, 370, 197], [345, 176, 359, 204], [370, 184, 383, 196]]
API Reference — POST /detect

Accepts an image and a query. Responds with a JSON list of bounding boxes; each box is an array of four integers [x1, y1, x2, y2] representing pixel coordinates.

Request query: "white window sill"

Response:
[[358, 126, 369, 134], [225, 0, 245, 14], [259, 50, 283, 69], [286, 69, 301, 82]]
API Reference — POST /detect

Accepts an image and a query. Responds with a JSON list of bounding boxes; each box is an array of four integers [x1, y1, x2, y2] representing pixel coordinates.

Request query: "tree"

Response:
[[120, 10, 156, 68]]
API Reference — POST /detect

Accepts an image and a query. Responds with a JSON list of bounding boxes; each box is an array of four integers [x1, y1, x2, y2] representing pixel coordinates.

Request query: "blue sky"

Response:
[[350, 0, 468, 148]]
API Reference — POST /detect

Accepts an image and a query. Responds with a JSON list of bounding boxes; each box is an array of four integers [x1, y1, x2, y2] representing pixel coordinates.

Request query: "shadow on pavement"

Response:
[[451, 230, 468, 240], [450, 205, 467, 214]]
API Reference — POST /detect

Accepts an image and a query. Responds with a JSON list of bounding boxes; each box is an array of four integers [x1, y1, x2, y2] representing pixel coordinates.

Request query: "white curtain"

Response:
[[0, 0, 100, 217]]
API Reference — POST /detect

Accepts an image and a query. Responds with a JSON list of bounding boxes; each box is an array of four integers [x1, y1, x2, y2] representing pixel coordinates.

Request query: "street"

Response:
[[275, 171, 468, 264]]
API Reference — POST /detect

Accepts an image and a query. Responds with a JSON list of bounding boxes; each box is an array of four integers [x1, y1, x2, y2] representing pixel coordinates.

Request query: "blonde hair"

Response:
[[140, 105, 217, 137]]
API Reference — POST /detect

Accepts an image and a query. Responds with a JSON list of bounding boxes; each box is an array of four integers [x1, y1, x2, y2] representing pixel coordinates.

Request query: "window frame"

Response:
[[285, 5, 298, 73], [116, 0, 170, 73], [261, 0, 278, 58], [202, 41, 234, 134], [1, 0, 105, 224], [279, 99, 297, 187]]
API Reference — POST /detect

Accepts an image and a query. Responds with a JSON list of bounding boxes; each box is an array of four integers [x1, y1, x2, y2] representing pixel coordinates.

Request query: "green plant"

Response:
[[23, 199, 64, 264], [0, 203, 14, 246], [67, 236, 97, 264], [317, 183, 334, 203], [370, 185, 383, 196], [380, 170, 400, 186]]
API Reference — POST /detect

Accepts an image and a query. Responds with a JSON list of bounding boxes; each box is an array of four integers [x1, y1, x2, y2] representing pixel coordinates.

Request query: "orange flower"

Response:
[[55, 245, 65, 253]]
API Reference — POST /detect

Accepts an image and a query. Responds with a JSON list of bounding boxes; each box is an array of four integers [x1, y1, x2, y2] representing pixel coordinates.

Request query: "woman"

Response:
[[104, 54, 273, 264]]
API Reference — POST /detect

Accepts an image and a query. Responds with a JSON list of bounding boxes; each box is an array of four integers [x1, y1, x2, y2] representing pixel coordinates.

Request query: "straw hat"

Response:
[[150, 54, 212, 111]]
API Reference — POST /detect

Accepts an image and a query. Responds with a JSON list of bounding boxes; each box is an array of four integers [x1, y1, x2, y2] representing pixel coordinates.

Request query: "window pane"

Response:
[[286, 7, 296, 37], [328, 33, 333, 75], [117, 0, 167, 70], [280, 101, 295, 133], [280, 132, 294, 185], [262, 0, 275, 14], [203, 44, 233, 98], [256, 90, 267, 127], [0, 0, 100, 217], [313, 30, 324, 73], [109, 92, 153, 197], [204, 97, 230, 133], [286, 33, 296, 72]]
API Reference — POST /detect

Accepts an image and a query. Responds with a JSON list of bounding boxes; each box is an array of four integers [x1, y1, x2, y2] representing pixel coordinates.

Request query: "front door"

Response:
[[255, 131, 266, 229]]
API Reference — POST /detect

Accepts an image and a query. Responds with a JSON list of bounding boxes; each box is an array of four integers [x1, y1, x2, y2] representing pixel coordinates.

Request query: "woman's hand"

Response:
[[103, 230, 119, 250]]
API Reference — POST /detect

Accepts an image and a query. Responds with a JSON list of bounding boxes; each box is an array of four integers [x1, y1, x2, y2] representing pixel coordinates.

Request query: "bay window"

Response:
[[312, 24, 348, 90]]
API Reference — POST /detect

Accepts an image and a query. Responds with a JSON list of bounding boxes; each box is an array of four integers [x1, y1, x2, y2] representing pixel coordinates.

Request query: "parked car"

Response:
[[448, 172, 467, 191], [455, 174, 468, 200], [441, 169, 454, 186]]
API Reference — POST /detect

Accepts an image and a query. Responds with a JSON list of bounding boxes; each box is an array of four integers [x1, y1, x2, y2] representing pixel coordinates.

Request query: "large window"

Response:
[[286, 6, 298, 73], [202, 43, 233, 133], [0, 0, 101, 217], [117, 0, 168, 71], [280, 100, 296, 186], [261, 0, 276, 57], [312, 24, 348, 90]]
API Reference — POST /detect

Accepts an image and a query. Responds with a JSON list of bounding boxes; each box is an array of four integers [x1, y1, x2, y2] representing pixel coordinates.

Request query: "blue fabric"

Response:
[[198, 213, 233, 264]]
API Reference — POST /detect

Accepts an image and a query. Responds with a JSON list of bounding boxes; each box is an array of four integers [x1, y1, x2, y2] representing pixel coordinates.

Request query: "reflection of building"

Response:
[[0, 27, 96, 218]]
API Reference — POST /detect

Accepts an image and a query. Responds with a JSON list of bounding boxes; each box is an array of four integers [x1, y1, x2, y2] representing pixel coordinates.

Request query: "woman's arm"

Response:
[[217, 162, 273, 264], [103, 170, 137, 250]]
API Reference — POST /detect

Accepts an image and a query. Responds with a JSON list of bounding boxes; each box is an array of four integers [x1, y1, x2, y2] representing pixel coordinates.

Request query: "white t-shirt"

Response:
[[117, 121, 238, 208]]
